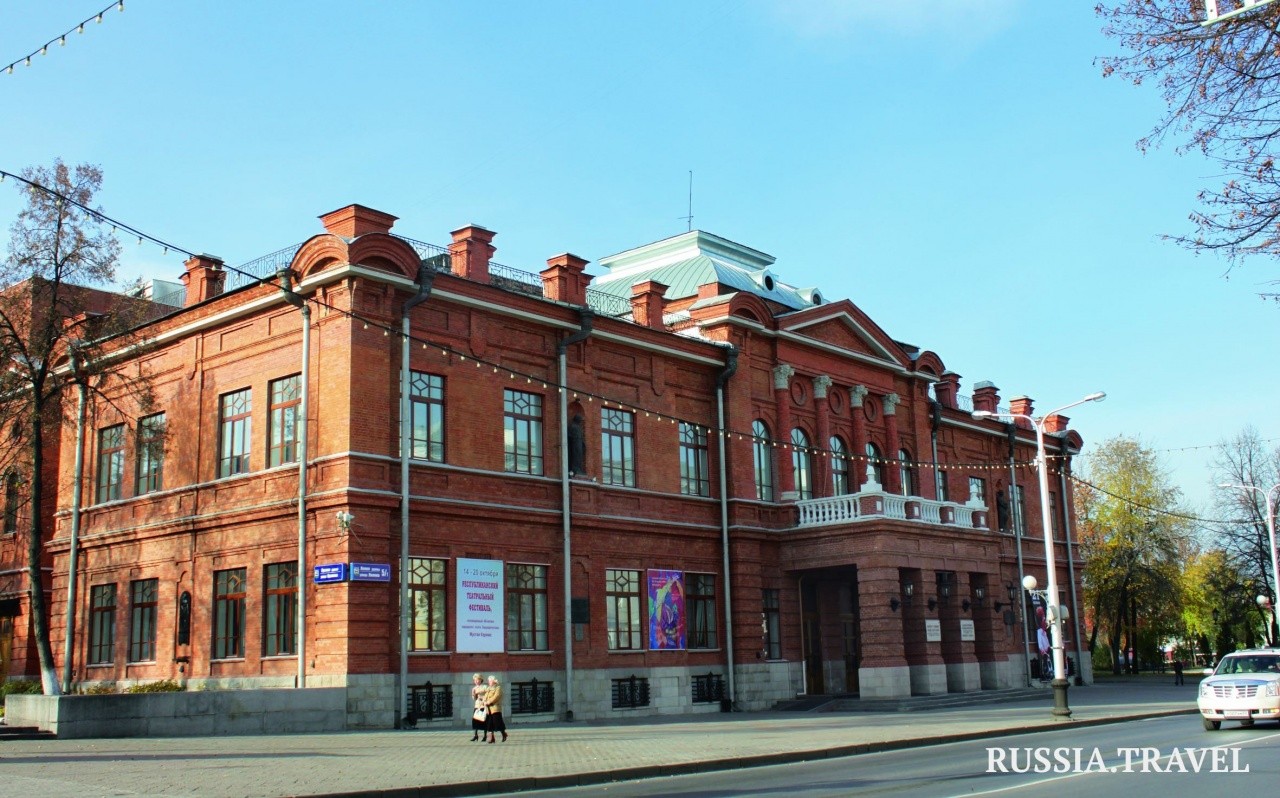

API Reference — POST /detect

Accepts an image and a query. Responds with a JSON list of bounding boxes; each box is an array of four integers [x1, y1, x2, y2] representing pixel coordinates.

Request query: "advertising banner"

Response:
[[647, 569, 686, 650], [456, 558, 504, 653]]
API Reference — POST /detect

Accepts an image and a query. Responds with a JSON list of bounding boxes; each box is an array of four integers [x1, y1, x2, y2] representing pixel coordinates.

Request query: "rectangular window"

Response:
[[213, 568, 246, 659], [88, 584, 116, 665], [506, 563, 548, 651], [1014, 485, 1027, 535], [601, 408, 636, 487], [128, 579, 158, 662], [263, 562, 297, 656], [605, 568, 642, 651], [679, 422, 710, 497], [936, 468, 948, 502], [96, 424, 125, 503], [688, 573, 717, 649], [968, 476, 986, 507], [135, 413, 165, 495], [409, 371, 445, 462], [409, 557, 447, 652], [268, 376, 301, 468], [762, 588, 781, 660], [503, 390, 543, 475], [1050, 492, 1062, 539], [3, 471, 20, 534], [218, 388, 252, 478]]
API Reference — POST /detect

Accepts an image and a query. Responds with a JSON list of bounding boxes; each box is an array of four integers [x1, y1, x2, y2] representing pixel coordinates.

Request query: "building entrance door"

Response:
[[841, 575, 861, 695], [0, 615, 12, 677], [802, 581, 823, 694]]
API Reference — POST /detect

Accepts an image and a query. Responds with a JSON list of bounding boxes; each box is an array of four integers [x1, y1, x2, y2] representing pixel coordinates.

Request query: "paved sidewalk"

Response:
[[0, 682, 1197, 798]]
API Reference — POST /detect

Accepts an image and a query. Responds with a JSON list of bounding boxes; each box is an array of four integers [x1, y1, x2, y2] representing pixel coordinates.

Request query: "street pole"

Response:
[[1220, 483, 1280, 647]]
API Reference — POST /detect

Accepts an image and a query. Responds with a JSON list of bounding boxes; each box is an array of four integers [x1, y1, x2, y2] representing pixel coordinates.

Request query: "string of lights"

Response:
[[4, 2, 126, 77], [1067, 473, 1225, 526], [0, 166, 1197, 478]]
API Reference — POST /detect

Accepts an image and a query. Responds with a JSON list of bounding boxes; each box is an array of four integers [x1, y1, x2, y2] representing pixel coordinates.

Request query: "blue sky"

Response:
[[2, 1, 1275, 513]]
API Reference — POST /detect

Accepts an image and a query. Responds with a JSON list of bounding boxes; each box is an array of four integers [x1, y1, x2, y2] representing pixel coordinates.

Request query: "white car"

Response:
[[1198, 648, 1280, 730]]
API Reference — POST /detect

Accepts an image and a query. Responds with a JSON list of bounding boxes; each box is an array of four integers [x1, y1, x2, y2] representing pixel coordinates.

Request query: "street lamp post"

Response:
[[1218, 483, 1280, 648], [974, 391, 1105, 720]]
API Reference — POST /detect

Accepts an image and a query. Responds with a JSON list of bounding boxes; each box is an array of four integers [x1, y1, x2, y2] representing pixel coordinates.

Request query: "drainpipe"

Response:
[[278, 270, 311, 688], [715, 346, 738, 709], [928, 400, 941, 498], [557, 308, 593, 721], [1057, 438, 1085, 686], [1005, 423, 1032, 688], [398, 264, 435, 726], [60, 349, 87, 694]]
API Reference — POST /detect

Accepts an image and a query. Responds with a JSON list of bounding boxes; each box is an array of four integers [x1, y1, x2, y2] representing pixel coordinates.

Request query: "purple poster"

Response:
[[648, 570, 686, 650]]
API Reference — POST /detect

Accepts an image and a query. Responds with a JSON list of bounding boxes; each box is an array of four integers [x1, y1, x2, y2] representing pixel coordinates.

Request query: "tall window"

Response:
[[679, 422, 710, 497], [88, 584, 116, 665], [791, 429, 812, 500], [1050, 492, 1062, 539], [268, 375, 301, 467], [898, 448, 916, 496], [762, 588, 781, 660], [688, 573, 717, 649], [135, 413, 165, 494], [503, 389, 543, 475], [601, 408, 636, 487], [830, 436, 849, 495], [752, 420, 774, 501], [506, 563, 548, 651], [128, 579, 158, 662], [213, 568, 246, 659], [2, 471, 19, 534], [969, 476, 986, 507], [409, 557, 446, 651], [866, 442, 886, 488], [263, 562, 297, 656], [96, 423, 125, 503], [605, 568, 642, 651], [1014, 485, 1027, 535], [409, 371, 445, 462], [936, 467, 949, 503], [218, 388, 252, 478]]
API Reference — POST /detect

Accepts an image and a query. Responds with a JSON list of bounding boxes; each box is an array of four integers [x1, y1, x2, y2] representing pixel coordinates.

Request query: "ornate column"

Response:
[[883, 392, 901, 494], [773, 364, 796, 499], [812, 375, 832, 498], [849, 385, 868, 491]]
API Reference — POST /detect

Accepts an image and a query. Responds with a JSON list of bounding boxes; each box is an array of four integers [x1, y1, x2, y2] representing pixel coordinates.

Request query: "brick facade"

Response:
[[0, 208, 1092, 726]]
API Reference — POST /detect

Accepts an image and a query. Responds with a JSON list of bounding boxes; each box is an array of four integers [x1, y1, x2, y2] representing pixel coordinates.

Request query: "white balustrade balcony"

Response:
[[795, 489, 988, 531]]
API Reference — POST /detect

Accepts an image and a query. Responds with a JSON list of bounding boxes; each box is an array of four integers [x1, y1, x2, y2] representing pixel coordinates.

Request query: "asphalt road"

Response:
[[521, 715, 1280, 798]]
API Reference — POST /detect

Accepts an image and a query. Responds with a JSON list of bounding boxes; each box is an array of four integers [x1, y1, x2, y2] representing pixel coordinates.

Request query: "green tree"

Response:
[[1076, 437, 1194, 673], [1, 161, 155, 693], [1097, 1, 1280, 280]]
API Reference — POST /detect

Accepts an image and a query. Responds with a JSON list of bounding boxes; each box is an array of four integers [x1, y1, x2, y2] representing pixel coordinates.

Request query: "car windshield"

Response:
[[1216, 655, 1280, 675]]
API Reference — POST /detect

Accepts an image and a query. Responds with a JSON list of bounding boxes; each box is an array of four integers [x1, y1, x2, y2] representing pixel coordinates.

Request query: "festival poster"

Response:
[[647, 570, 686, 650], [456, 558, 504, 653]]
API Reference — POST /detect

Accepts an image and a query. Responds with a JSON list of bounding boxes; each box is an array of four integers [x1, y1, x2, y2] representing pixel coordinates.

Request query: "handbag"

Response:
[[472, 706, 488, 723]]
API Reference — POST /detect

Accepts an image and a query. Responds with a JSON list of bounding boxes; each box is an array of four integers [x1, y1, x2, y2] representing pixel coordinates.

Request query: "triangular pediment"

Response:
[[778, 304, 906, 367]]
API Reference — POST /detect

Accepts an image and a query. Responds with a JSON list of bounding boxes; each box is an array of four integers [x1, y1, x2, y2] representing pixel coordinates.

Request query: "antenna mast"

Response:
[[679, 170, 694, 232]]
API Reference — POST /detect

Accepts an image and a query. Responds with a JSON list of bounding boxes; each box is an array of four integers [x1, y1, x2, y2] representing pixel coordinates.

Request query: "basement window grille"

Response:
[[611, 675, 651, 709], [691, 672, 725, 704], [511, 678, 556, 715], [404, 681, 452, 726]]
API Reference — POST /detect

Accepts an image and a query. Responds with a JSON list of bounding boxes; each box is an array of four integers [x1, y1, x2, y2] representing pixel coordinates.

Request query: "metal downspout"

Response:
[[60, 353, 87, 694], [399, 265, 435, 726], [1006, 423, 1032, 687], [557, 309, 593, 722], [715, 346, 738, 708], [278, 271, 311, 688], [1057, 438, 1085, 685]]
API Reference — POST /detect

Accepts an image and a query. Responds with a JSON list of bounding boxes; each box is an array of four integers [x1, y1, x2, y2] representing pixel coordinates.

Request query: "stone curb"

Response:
[[324, 708, 1196, 798]]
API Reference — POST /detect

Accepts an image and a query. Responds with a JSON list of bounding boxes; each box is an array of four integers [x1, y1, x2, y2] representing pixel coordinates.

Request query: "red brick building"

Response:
[[1, 205, 1091, 726]]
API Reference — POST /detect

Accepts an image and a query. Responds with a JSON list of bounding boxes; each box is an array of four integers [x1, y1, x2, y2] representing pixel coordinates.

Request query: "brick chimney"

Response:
[[972, 381, 1000, 414], [181, 254, 226, 306], [319, 204, 398, 238], [629, 280, 669, 329], [934, 371, 961, 409], [540, 253, 591, 305], [449, 225, 496, 283], [1009, 396, 1034, 429], [1044, 414, 1070, 434]]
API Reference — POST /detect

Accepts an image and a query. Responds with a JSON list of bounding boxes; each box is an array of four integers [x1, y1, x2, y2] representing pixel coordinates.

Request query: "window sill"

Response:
[[507, 649, 554, 655], [606, 649, 647, 655], [261, 655, 297, 661]]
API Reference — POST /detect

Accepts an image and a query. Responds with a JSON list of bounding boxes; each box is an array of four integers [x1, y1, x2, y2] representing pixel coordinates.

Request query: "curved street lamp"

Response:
[[974, 391, 1105, 720]]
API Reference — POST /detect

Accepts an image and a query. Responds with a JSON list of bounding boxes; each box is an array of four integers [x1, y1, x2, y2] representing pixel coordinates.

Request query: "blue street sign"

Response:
[[349, 562, 392, 582], [313, 563, 346, 584]]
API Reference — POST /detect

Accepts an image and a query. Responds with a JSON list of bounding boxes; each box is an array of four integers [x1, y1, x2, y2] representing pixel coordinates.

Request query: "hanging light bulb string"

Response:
[[3, 2, 126, 77], [0, 167, 1075, 474]]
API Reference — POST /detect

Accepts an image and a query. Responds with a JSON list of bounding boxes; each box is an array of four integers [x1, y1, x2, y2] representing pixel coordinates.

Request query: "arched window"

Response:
[[865, 442, 885, 488], [830, 436, 849, 495], [898, 448, 916, 496], [3, 471, 19, 534], [791, 428, 812, 500], [752, 420, 774, 502]]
